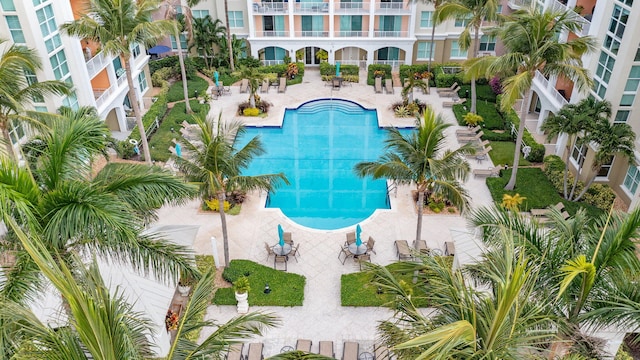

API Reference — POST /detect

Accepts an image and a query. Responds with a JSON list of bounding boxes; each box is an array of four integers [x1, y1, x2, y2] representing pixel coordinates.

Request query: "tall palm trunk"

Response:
[[223, 0, 235, 71], [415, 190, 425, 245], [568, 164, 582, 200], [504, 89, 532, 190], [123, 54, 152, 165], [562, 135, 577, 199], [470, 25, 481, 114], [1, 122, 17, 161], [428, 7, 437, 72], [218, 192, 230, 267], [175, 29, 192, 114]]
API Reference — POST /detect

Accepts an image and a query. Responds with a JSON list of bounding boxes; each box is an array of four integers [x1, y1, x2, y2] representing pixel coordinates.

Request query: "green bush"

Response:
[[113, 139, 136, 159], [214, 260, 305, 306], [166, 77, 209, 102], [452, 102, 504, 130], [367, 64, 392, 85], [399, 64, 430, 81], [543, 155, 565, 175], [433, 64, 464, 88], [463, 112, 483, 126], [151, 67, 174, 88], [129, 84, 169, 142], [242, 107, 260, 116], [481, 130, 513, 142], [583, 184, 616, 210], [320, 62, 358, 76], [258, 62, 305, 78], [237, 56, 262, 68], [149, 56, 179, 75]]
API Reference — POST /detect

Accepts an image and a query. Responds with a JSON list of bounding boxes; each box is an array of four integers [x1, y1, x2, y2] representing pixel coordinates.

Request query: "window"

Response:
[[131, 44, 140, 58], [137, 72, 148, 92], [479, 35, 496, 52], [32, 0, 47, 6], [450, 40, 467, 59], [24, 69, 44, 103], [191, 10, 209, 19], [5, 16, 25, 43], [301, 16, 324, 36], [379, 15, 400, 35], [262, 46, 286, 61], [8, 119, 24, 145], [49, 49, 70, 83], [635, 44, 640, 61], [597, 156, 614, 178], [604, 35, 621, 55], [496, 5, 503, 14], [227, 11, 243, 28], [1, 0, 16, 11], [454, 15, 471, 27], [615, 110, 630, 123], [44, 34, 61, 53], [36, 4, 57, 38], [170, 34, 187, 49], [62, 91, 78, 111], [339, 15, 362, 36], [619, 0, 633, 7], [594, 51, 615, 98], [416, 42, 435, 60], [420, 11, 433, 28], [623, 164, 640, 195], [621, 65, 640, 106], [571, 142, 587, 168], [34, 106, 48, 113], [609, 5, 629, 40]]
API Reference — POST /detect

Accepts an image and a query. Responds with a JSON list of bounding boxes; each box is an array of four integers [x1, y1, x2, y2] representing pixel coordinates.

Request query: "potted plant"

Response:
[[296, 49, 304, 62], [177, 272, 195, 296], [315, 49, 328, 63], [234, 276, 250, 314]]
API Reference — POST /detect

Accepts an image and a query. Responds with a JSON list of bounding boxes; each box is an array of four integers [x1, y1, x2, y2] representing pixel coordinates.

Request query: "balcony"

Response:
[[254, 30, 290, 37], [334, 1, 369, 14], [294, 30, 330, 37], [336, 30, 368, 37], [94, 75, 127, 109], [373, 30, 408, 37], [252, 1, 288, 14], [375, 1, 411, 14], [294, 2, 329, 13], [507, 0, 531, 10], [534, 70, 568, 109], [548, 0, 591, 36], [85, 51, 111, 79]]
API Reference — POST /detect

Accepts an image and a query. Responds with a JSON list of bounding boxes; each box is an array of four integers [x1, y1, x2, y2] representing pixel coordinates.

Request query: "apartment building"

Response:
[[0, 0, 152, 157]]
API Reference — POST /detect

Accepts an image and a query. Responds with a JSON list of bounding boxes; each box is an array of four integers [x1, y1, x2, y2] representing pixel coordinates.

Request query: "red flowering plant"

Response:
[[165, 309, 179, 331]]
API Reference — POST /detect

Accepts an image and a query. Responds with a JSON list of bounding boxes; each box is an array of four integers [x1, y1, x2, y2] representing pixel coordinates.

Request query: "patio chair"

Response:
[[319, 341, 334, 358], [278, 77, 287, 93], [296, 339, 312, 353], [338, 245, 355, 264], [226, 343, 244, 360], [283, 232, 293, 245], [374, 77, 383, 93], [384, 78, 394, 94], [332, 77, 341, 90], [239, 79, 249, 93], [413, 239, 429, 254], [274, 255, 287, 271], [394, 240, 412, 261], [457, 131, 484, 144], [343, 341, 359, 360], [264, 242, 276, 261], [445, 241, 456, 256], [247, 343, 264, 360], [374, 344, 391, 360], [345, 231, 356, 245], [290, 244, 300, 262], [443, 97, 466, 107], [455, 125, 481, 136], [439, 85, 460, 97], [260, 79, 269, 93], [436, 82, 459, 94], [357, 253, 371, 270], [472, 165, 503, 178], [366, 236, 376, 254]]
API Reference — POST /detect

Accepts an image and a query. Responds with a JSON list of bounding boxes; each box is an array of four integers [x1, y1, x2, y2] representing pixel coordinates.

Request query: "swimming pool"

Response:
[[236, 99, 403, 230]]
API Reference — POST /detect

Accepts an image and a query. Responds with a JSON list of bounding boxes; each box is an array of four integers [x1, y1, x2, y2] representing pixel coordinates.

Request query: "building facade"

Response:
[[0, 0, 152, 158]]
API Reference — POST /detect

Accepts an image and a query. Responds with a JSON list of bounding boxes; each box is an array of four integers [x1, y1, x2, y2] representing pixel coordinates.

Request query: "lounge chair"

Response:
[[455, 125, 481, 136], [445, 241, 456, 256], [239, 79, 249, 93], [472, 165, 503, 178], [366, 236, 376, 254], [537, 211, 570, 224], [264, 242, 276, 261], [278, 77, 287, 93], [394, 240, 412, 261], [439, 85, 460, 97], [530, 202, 565, 217], [443, 97, 466, 107], [413, 239, 429, 254], [296, 339, 312, 353], [374, 77, 383, 93], [471, 145, 492, 162], [247, 343, 264, 360], [343, 342, 359, 360], [260, 79, 269, 93], [384, 78, 394, 94], [274, 255, 287, 271], [457, 131, 484, 144], [374, 344, 391, 360], [437, 82, 458, 94], [319, 341, 334, 358], [227, 343, 244, 360]]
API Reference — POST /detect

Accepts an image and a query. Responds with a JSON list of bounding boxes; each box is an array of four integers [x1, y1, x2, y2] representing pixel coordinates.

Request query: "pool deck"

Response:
[[151, 68, 496, 356]]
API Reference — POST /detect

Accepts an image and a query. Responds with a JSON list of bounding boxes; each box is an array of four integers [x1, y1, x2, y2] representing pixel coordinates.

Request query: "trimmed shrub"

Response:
[[237, 56, 262, 68], [464, 112, 483, 126], [243, 107, 260, 116], [489, 76, 502, 94], [151, 67, 174, 88], [583, 184, 616, 210], [367, 64, 392, 85], [320, 62, 358, 76], [481, 131, 513, 142], [149, 56, 179, 75], [544, 155, 565, 176]]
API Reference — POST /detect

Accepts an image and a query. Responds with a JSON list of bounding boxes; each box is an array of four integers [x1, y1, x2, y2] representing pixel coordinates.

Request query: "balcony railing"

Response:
[[373, 60, 405, 69], [336, 30, 367, 37], [294, 30, 330, 37], [548, 0, 591, 36], [507, 0, 531, 10], [252, 1, 288, 13], [85, 51, 110, 79], [254, 30, 289, 37], [94, 75, 128, 109], [375, 1, 410, 13], [262, 60, 285, 66], [334, 1, 369, 13], [534, 70, 568, 107], [294, 2, 329, 13], [373, 30, 407, 37]]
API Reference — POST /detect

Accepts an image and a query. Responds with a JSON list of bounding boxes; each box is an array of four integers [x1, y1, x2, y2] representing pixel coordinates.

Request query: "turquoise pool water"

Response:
[[236, 99, 402, 230]]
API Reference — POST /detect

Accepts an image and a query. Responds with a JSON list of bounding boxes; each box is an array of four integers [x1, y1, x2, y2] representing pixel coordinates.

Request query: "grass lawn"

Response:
[[148, 100, 209, 162], [453, 101, 504, 130], [342, 262, 432, 307], [458, 84, 498, 102], [213, 260, 305, 306], [488, 141, 530, 167], [167, 77, 209, 102], [486, 168, 604, 218]]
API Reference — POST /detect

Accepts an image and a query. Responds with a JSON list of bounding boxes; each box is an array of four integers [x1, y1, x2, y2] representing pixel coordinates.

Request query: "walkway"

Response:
[[151, 68, 495, 357]]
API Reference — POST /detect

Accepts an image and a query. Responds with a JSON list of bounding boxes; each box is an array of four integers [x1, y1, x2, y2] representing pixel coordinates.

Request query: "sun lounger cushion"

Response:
[[227, 344, 243, 360], [247, 343, 263, 360], [319, 341, 334, 357], [343, 342, 359, 360], [374, 345, 391, 360], [296, 339, 312, 352], [395, 240, 412, 260]]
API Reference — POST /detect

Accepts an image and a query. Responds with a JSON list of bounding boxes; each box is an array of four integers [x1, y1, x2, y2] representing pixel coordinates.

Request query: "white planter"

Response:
[[178, 285, 191, 297], [235, 291, 249, 314]]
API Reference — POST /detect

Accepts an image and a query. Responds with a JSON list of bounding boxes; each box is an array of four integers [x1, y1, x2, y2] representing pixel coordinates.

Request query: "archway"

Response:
[[335, 47, 366, 67], [258, 46, 288, 65], [295, 47, 327, 66], [374, 46, 405, 69]]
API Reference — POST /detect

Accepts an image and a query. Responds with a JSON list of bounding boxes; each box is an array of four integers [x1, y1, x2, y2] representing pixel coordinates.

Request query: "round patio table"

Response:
[[273, 243, 292, 256], [348, 243, 368, 256], [431, 248, 444, 256], [359, 352, 374, 360]]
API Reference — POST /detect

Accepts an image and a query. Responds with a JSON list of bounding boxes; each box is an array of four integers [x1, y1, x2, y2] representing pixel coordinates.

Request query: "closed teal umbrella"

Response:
[[336, 61, 341, 77], [278, 224, 285, 246], [355, 224, 362, 246]]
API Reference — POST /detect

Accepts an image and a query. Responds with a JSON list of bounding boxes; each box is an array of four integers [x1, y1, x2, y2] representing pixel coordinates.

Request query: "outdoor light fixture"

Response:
[[264, 283, 271, 294]]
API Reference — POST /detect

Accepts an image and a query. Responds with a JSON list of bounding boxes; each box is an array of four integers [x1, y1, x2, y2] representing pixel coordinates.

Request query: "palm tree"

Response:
[[0, 39, 70, 160], [400, 76, 430, 105], [218, 33, 246, 70], [191, 16, 226, 69], [0, 106, 198, 304], [572, 119, 635, 201], [540, 98, 607, 199], [354, 106, 473, 244], [435, 0, 500, 114], [234, 66, 265, 108], [466, 6, 596, 190], [1, 216, 279, 359], [223, 0, 235, 71], [175, 113, 289, 267], [413, 0, 449, 71], [61, 0, 176, 165]]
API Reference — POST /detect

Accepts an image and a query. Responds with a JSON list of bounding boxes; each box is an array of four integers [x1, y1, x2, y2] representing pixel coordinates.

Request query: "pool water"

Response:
[[236, 99, 402, 230]]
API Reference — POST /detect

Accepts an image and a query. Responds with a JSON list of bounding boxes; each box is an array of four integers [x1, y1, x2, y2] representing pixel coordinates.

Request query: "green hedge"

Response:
[[433, 64, 464, 88], [258, 62, 305, 77], [497, 95, 545, 162], [319, 62, 359, 76], [367, 64, 392, 85], [458, 84, 497, 102], [129, 85, 169, 142]]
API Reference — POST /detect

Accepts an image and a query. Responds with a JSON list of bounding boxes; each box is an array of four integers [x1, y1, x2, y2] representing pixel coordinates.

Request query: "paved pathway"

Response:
[[151, 68, 495, 357]]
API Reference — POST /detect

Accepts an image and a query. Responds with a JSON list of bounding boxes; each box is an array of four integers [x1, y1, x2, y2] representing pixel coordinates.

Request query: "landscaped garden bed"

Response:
[[213, 260, 305, 306], [166, 77, 209, 102]]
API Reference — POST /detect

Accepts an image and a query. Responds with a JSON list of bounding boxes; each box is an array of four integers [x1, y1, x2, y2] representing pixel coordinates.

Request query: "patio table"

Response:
[[348, 243, 367, 257], [273, 243, 292, 256]]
